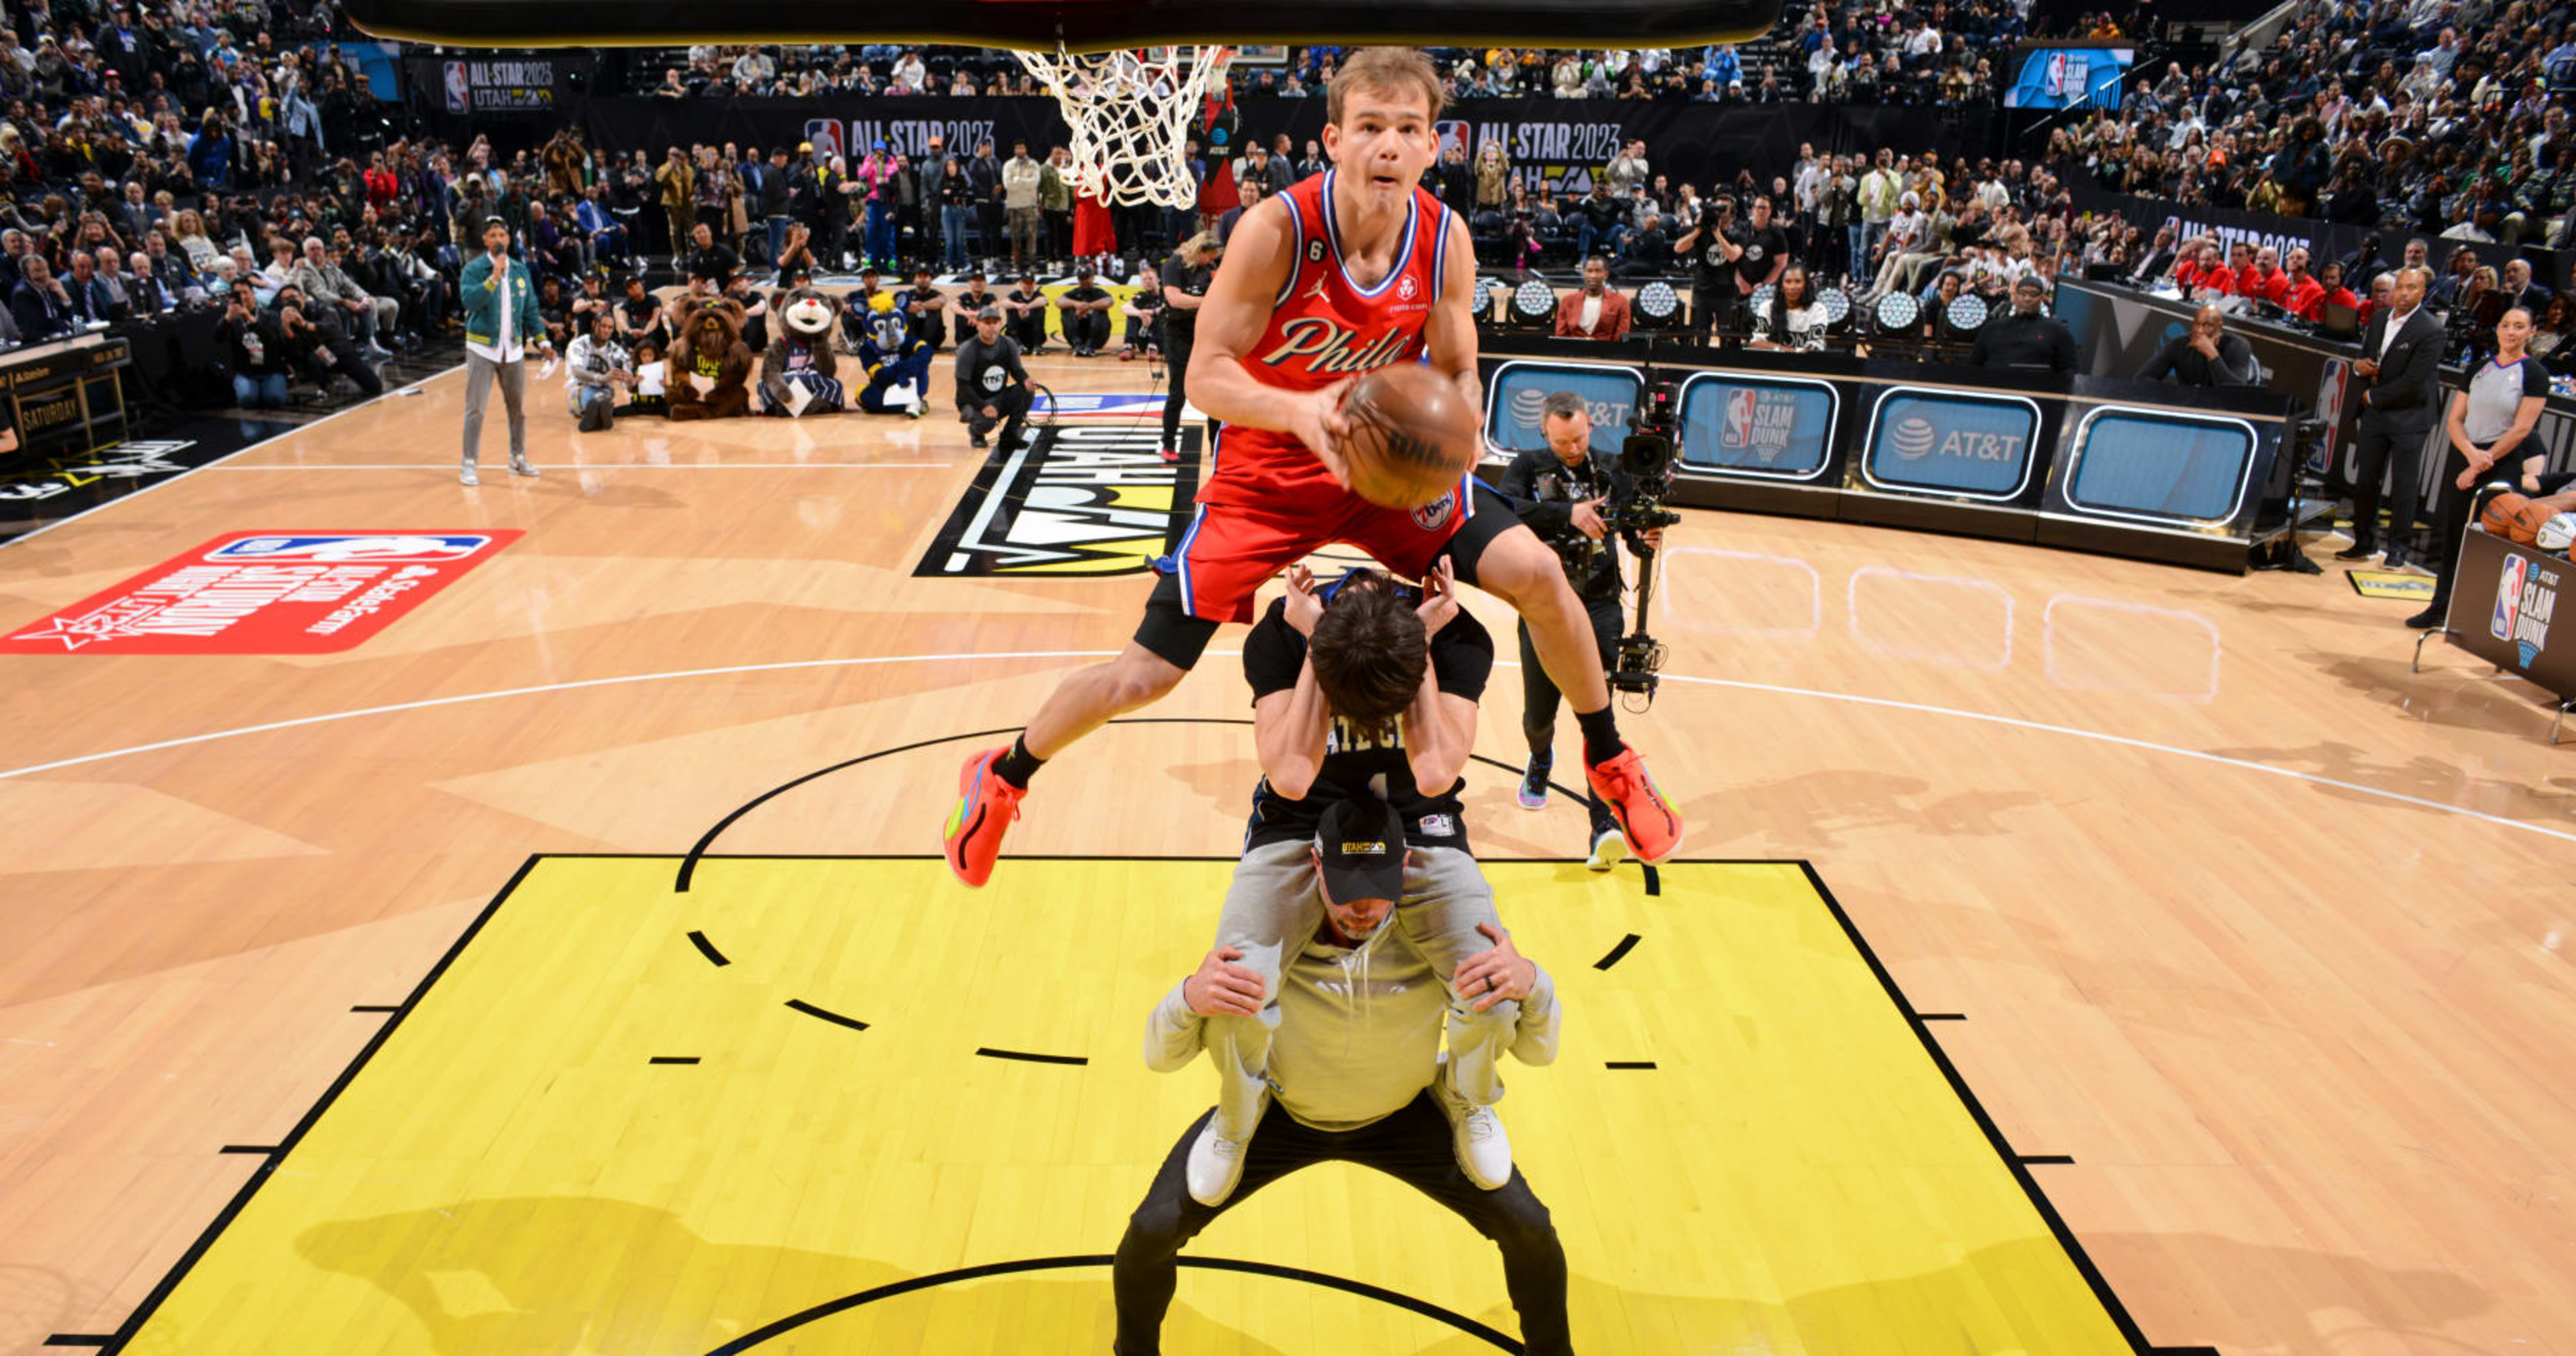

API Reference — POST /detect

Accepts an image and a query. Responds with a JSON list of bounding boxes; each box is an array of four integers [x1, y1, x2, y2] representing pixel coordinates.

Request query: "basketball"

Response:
[[2481, 491, 2530, 536], [2509, 500, 2552, 546], [1337, 363, 1483, 511]]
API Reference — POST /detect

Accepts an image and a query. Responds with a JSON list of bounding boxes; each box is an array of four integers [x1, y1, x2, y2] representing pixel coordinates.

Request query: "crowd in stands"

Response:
[[0, 0, 649, 411], [628, 0, 2055, 108], [2053, 0, 2576, 248]]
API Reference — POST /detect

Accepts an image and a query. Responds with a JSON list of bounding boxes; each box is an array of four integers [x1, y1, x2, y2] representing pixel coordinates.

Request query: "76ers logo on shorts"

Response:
[[1412, 487, 1459, 531]]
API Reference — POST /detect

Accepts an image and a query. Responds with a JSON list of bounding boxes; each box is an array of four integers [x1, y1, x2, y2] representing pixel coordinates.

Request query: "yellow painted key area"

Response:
[[126, 856, 2137, 1355]]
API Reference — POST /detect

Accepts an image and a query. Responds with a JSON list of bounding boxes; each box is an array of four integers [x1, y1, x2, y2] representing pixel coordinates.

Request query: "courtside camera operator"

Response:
[[1498, 390, 1671, 872]]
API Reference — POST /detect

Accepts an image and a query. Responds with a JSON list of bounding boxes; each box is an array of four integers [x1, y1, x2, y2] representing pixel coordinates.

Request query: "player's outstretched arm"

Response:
[[1422, 212, 1483, 416], [1186, 197, 1353, 476]]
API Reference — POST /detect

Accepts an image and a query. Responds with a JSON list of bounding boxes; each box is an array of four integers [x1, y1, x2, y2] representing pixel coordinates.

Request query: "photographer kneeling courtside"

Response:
[[1500, 391, 1671, 871]]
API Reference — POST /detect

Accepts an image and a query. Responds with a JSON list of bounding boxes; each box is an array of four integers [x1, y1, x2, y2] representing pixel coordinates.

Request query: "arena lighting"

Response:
[[1748, 282, 1776, 316], [1468, 278, 1495, 322], [1942, 293, 1990, 337], [1872, 290, 1921, 334], [1819, 286, 1853, 332], [1633, 280, 1683, 331], [1510, 278, 1556, 328]]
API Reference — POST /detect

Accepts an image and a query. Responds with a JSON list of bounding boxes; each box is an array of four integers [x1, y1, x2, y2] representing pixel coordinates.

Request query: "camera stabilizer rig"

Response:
[[1609, 382, 1685, 707]]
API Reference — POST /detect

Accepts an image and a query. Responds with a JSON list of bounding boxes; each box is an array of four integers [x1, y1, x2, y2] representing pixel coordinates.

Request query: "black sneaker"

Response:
[[1516, 756, 1550, 810], [2333, 538, 2377, 561], [2405, 601, 2447, 629]]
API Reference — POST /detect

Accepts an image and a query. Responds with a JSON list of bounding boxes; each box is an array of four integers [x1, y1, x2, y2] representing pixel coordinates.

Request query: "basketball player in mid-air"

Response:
[[944, 47, 1683, 885]]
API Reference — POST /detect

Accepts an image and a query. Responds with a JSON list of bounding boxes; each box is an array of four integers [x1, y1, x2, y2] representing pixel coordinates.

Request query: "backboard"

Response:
[[343, 0, 1784, 51]]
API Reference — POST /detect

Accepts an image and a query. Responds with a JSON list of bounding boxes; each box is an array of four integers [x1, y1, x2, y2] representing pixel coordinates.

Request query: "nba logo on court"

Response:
[[2493, 556, 2529, 643], [207, 534, 497, 562]]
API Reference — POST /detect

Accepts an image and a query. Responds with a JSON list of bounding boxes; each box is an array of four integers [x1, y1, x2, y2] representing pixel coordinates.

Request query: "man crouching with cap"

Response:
[[1113, 792, 1571, 1356]]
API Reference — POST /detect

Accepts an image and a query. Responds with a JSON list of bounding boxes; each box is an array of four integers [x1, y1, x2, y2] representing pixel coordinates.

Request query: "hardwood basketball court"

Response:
[[1, 345, 2570, 1356]]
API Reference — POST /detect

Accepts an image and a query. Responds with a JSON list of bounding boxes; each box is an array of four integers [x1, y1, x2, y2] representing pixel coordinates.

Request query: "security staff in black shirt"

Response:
[[1969, 275, 2080, 373], [902, 265, 948, 352], [950, 270, 998, 345], [1496, 390, 1670, 872], [1055, 266, 1114, 357]]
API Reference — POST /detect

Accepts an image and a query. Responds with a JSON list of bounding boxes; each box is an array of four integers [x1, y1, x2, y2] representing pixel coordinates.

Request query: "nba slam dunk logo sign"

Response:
[[1, 532, 521, 654], [917, 424, 1203, 578], [1676, 375, 1836, 478], [2491, 554, 2560, 669]]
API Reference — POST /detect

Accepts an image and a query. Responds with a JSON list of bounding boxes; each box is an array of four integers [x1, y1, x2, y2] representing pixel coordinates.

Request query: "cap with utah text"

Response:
[[1314, 797, 1407, 904]]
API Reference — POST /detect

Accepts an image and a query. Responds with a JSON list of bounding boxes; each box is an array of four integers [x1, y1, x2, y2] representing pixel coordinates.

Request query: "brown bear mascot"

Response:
[[759, 288, 845, 417], [665, 295, 754, 421]]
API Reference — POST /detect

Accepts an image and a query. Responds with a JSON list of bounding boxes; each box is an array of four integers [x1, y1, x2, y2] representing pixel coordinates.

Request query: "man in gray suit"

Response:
[[2336, 266, 2447, 571]]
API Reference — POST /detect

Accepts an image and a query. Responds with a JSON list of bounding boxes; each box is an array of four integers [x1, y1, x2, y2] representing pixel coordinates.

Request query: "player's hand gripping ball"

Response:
[[1335, 363, 1483, 511]]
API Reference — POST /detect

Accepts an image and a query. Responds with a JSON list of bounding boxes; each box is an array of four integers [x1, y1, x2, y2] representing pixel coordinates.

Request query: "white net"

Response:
[[1011, 45, 1232, 210]]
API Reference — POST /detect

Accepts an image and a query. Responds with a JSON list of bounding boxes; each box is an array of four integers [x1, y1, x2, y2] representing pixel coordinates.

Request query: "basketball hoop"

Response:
[[1011, 44, 1231, 210]]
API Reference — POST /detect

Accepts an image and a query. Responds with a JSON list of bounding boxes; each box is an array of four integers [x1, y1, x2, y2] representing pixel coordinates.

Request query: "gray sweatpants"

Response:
[[462, 350, 527, 466], [1206, 839, 1511, 1140]]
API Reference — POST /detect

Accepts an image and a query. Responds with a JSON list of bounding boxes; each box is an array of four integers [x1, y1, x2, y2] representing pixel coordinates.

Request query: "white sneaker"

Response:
[[508, 456, 540, 478], [1587, 826, 1628, 873], [1432, 1054, 1512, 1190], [1186, 1113, 1254, 1206], [459, 463, 479, 486]]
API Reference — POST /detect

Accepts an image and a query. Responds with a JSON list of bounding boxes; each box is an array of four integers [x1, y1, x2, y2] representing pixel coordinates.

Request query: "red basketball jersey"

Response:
[[1201, 169, 1454, 508]]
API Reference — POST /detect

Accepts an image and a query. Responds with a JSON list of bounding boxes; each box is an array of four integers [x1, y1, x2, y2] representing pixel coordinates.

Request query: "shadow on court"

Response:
[[291, 1197, 2489, 1354]]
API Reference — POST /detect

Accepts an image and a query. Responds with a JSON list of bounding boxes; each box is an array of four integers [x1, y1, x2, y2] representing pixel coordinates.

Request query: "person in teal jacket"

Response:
[[458, 216, 554, 485]]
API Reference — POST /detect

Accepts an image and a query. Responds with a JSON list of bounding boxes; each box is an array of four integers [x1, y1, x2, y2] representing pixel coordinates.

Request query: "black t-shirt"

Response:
[[1729, 223, 1790, 290], [1058, 283, 1110, 310], [687, 243, 738, 286], [1160, 256, 1212, 339], [1240, 594, 1494, 852], [1689, 222, 1733, 285], [906, 283, 944, 317]]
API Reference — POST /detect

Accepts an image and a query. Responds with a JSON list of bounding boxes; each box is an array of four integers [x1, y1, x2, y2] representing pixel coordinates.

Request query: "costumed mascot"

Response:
[[665, 295, 754, 421], [851, 306, 933, 417], [760, 287, 847, 417]]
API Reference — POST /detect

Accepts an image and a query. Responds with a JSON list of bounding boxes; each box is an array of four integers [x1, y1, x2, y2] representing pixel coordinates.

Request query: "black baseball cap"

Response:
[[1314, 798, 1407, 904]]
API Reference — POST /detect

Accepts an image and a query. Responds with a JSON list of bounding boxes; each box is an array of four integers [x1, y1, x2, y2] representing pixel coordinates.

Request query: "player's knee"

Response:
[[1108, 653, 1186, 710]]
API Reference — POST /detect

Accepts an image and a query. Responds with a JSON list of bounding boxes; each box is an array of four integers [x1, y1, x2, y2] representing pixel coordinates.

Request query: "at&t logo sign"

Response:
[[1889, 413, 2025, 463]]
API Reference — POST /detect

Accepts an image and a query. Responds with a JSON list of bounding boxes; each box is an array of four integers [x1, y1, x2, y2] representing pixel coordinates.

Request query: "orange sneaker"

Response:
[[1585, 748, 1682, 864], [944, 748, 1026, 888]]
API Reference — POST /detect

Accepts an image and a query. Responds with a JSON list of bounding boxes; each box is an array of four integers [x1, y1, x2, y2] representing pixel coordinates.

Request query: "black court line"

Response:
[[2019, 1154, 2078, 1165], [216, 1146, 277, 1156], [1920, 1012, 1968, 1022], [1799, 862, 2214, 1356], [1592, 933, 1641, 970], [1604, 1060, 1657, 1070], [86, 855, 538, 1356], [348, 1004, 399, 1014], [784, 999, 869, 1032], [687, 930, 731, 966], [702, 1253, 1522, 1354], [1641, 863, 1662, 895], [677, 717, 1607, 894], [649, 1056, 702, 1065], [42, 1337, 111, 1347], [973, 1047, 1088, 1066]]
